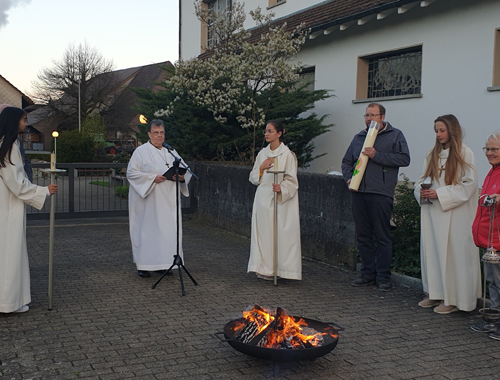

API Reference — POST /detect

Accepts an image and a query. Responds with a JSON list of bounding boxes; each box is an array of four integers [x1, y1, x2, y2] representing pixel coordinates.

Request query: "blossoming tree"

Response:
[[155, 1, 311, 161]]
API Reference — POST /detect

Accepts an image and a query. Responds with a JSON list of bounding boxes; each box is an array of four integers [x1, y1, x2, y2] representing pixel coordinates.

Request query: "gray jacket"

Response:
[[341, 122, 410, 199]]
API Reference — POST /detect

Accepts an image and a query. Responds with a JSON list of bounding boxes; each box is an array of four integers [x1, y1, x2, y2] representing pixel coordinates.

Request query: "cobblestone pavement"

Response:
[[1, 217, 499, 380]]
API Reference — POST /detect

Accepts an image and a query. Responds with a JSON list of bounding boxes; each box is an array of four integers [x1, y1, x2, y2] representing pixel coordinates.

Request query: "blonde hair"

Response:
[[424, 114, 471, 185]]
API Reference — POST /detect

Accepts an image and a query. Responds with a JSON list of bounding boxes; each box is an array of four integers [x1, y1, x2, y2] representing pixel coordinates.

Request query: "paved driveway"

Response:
[[0, 217, 498, 379]]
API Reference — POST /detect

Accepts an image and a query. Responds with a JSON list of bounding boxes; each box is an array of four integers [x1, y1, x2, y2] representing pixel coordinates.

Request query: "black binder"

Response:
[[163, 166, 187, 181]]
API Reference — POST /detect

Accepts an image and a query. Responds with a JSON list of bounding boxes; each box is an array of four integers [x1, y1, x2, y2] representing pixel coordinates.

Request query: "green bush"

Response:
[[57, 129, 95, 163], [391, 174, 421, 278], [27, 153, 51, 161], [113, 151, 131, 163], [116, 186, 129, 198]]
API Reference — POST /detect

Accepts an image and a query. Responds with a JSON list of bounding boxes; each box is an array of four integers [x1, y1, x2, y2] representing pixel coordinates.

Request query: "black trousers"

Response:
[[351, 192, 394, 282]]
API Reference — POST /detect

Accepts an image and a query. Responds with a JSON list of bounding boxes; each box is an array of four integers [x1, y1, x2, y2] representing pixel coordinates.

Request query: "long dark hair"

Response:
[[0, 107, 26, 167], [267, 120, 286, 143]]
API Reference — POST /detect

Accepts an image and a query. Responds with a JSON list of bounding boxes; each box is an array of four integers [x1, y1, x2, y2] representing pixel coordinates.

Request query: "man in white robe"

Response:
[[127, 120, 191, 278]]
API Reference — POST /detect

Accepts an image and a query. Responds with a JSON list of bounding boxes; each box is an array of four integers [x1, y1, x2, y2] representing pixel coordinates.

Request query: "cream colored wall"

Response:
[[0, 76, 23, 107], [299, 0, 500, 183], [179, 0, 500, 183], [180, 0, 324, 59]]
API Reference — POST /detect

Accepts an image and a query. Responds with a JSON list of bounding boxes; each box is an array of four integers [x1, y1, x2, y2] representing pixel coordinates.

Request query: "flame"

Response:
[[242, 307, 274, 334], [238, 306, 328, 349], [265, 315, 325, 348]]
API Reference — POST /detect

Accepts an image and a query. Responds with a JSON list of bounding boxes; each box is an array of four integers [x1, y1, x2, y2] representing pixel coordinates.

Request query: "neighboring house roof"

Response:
[[23, 125, 42, 135], [103, 61, 173, 134], [0, 74, 35, 107], [28, 62, 172, 145]]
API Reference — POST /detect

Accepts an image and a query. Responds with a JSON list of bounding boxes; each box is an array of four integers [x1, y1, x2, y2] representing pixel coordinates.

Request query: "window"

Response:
[[201, 0, 232, 52], [268, 0, 285, 8], [356, 46, 422, 100], [298, 66, 315, 92]]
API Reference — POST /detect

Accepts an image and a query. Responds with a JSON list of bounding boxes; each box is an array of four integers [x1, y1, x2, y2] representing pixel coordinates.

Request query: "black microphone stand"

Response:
[[152, 147, 199, 296]]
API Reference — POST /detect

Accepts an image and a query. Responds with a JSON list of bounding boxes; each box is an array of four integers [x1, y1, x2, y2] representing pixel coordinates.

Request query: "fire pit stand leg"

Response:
[[273, 362, 281, 378]]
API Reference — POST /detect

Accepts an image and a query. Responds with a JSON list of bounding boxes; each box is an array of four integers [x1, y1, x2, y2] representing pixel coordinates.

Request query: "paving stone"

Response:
[[1, 217, 499, 379]]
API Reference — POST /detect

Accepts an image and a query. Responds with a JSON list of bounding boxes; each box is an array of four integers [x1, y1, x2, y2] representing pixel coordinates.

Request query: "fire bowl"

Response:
[[217, 316, 342, 362]]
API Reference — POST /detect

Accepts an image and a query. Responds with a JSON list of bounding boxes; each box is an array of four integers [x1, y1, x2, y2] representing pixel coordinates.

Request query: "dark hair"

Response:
[[148, 119, 165, 132], [267, 120, 285, 143], [367, 103, 386, 116], [0, 107, 26, 167]]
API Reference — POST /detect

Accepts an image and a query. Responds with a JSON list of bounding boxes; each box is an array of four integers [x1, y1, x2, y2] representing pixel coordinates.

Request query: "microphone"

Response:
[[162, 142, 173, 150]]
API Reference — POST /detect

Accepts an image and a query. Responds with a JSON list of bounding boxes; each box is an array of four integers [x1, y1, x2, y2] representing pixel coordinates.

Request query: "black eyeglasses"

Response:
[[483, 147, 500, 153], [363, 114, 381, 118]]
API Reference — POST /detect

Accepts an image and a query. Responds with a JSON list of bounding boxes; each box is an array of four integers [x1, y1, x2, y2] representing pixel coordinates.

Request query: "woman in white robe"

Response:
[[127, 120, 191, 278], [414, 114, 481, 313], [248, 120, 302, 280], [0, 107, 57, 313]]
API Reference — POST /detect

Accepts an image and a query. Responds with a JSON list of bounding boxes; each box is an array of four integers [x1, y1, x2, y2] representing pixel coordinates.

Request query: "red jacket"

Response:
[[472, 165, 500, 249]]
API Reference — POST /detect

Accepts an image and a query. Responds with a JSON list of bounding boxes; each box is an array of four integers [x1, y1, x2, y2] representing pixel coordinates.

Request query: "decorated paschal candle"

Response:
[[349, 121, 380, 191]]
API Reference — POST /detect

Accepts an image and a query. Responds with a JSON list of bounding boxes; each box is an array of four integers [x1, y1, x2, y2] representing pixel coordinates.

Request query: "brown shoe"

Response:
[[433, 303, 458, 314], [418, 297, 441, 308]]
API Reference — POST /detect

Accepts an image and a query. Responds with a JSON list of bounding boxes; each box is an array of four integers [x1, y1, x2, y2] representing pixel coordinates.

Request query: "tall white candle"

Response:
[[50, 153, 56, 171], [349, 121, 380, 191], [273, 157, 278, 171]]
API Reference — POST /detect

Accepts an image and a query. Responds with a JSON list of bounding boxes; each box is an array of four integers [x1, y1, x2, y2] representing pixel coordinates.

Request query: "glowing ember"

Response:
[[233, 305, 327, 349]]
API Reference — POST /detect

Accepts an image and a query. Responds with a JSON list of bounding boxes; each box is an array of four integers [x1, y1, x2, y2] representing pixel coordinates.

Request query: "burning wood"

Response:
[[234, 305, 274, 344], [232, 305, 325, 349]]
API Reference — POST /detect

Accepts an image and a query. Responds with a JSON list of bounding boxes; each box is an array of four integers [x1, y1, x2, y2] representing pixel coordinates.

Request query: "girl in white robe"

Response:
[[248, 120, 302, 280], [0, 107, 57, 313], [414, 114, 481, 313]]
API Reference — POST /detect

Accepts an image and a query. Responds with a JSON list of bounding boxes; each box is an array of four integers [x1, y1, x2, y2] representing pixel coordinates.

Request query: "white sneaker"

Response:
[[13, 305, 29, 313]]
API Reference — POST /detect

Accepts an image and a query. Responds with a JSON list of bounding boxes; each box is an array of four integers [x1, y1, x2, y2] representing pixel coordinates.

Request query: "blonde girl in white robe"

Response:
[[248, 120, 302, 280], [0, 107, 57, 313], [414, 114, 481, 314]]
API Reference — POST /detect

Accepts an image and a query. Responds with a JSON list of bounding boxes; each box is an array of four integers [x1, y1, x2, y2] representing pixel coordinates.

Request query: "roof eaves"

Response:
[[308, 0, 424, 34]]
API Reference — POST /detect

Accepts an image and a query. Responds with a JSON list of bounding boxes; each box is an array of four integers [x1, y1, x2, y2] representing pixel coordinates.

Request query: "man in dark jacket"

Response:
[[341, 103, 410, 291]]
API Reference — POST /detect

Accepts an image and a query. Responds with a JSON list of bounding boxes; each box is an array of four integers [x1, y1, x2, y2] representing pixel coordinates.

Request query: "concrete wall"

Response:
[[188, 162, 358, 269]]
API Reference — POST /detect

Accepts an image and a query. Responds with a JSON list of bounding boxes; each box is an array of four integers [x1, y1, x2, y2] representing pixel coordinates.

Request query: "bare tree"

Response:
[[31, 42, 120, 129]]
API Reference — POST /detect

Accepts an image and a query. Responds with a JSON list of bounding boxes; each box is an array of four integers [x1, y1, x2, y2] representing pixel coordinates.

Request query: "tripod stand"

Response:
[[152, 148, 199, 296]]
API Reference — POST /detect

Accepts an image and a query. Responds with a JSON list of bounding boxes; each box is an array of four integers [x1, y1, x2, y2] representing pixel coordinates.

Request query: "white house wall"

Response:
[[179, 0, 500, 183], [180, 0, 324, 59], [298, 0, 500, 183]]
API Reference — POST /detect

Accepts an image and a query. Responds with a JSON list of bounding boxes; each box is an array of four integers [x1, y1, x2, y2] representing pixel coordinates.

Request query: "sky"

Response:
[[0, 0, 179, 96]]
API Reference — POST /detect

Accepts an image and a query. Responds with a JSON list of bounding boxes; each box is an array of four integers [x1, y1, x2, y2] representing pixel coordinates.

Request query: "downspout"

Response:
[[178, 0, 182, 60]]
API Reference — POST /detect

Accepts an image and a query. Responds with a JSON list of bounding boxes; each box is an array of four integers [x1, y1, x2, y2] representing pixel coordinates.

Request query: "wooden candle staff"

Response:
[[40, 131, 65, 310], [268, 156, 285, 286]]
